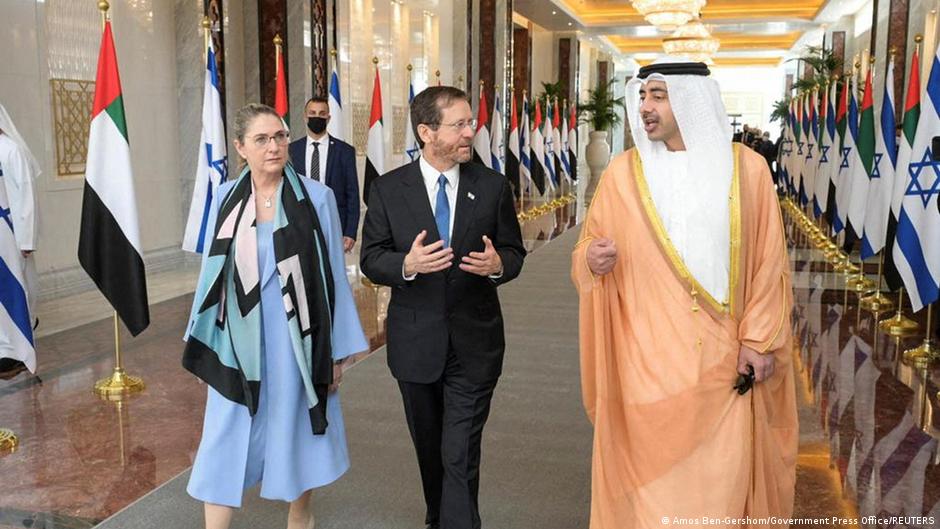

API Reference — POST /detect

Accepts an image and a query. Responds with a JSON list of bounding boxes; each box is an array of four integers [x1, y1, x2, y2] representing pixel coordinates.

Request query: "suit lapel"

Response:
[[450, 163, 479, 257], [324, 136, 337, 186], [401, 162, 442, 243]]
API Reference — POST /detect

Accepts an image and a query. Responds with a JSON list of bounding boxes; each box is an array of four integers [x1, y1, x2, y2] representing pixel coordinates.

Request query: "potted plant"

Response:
[[579, 79, 626, 177]]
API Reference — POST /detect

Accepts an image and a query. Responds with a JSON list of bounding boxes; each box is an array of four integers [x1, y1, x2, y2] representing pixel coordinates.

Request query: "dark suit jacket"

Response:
[[289, 135, 360, 240], [360, 160, 526, 384]]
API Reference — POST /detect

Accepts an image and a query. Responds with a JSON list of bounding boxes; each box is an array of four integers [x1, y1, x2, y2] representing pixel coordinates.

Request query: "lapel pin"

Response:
[[468, 192, 475, 200]]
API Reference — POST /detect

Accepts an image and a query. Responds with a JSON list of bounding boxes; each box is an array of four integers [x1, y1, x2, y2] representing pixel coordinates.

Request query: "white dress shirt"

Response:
[[403, 157, 501, 280], [304, 134, 330, 182]]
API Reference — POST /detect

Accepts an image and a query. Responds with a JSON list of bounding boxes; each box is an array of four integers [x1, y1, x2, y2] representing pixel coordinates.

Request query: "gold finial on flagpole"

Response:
[[274, 34, 283, 47], [373, 56, 379, 66], [407, 64, 413, 72], [98, 0, 110, 28], [330, 48, 338, 57], [202, 16, 211, 59]]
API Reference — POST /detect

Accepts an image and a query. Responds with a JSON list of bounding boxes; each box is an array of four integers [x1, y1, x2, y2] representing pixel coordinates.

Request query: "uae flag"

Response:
[[363, 67, 384, 206], [506, 93, 521, 196], [473, 88, 492, 168], [530, 99, 548, 195], [77, 21, 149, 336], [274, 39, 288, 126], [568, 102, 578, 181]]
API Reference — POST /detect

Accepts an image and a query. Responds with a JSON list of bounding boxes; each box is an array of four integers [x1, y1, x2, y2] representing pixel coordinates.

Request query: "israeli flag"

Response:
[[0, 168, 35, 372], [328, 66, 344, 141], [183, 40, 228, 253], [892, 42, 940, 311]]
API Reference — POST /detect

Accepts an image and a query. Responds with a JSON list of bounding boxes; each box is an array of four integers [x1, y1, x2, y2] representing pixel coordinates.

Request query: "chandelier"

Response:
[[662, 19, 720, 63], [631, 0, 707, 32]]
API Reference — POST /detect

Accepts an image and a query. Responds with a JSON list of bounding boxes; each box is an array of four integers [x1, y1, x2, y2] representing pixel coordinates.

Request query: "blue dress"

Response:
[[186, 179, 368, 508]]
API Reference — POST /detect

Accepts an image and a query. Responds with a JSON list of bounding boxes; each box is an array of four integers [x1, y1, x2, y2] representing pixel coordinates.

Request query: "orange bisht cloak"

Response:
[[571, 145, 797, 529]]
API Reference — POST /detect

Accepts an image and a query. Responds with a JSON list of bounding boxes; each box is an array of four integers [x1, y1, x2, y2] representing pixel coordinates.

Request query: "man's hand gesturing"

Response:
[[403, 230, 454, 276]]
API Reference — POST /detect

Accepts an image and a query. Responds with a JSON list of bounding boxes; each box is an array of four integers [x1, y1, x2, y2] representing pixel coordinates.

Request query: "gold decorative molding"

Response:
[[392, 105, 408, 154], [351, 102, 370, 153], [50, 78, 95, 178]]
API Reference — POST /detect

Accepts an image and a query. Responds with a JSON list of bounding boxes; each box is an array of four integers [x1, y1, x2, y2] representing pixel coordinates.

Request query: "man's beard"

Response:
[[434, 140, 472, 164]]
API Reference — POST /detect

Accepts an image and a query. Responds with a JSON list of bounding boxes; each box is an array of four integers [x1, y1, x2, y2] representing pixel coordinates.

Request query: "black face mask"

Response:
[[308, 117, 328, 134]]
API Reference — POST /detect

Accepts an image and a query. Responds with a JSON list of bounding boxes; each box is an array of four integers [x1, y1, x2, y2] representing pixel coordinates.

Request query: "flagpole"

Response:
[[99, 0, 108, 28], [88, 0, 145, 400], [202, 16, 210, 61], [902, 302, 939, 367]]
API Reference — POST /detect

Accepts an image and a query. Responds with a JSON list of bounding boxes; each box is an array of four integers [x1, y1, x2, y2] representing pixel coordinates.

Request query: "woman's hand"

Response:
[[329, 361, 344, 393]]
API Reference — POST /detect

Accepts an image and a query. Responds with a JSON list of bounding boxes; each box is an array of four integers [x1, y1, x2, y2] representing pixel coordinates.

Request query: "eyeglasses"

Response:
[[250, 131, 290, 148], [433, 119, 477, 132]]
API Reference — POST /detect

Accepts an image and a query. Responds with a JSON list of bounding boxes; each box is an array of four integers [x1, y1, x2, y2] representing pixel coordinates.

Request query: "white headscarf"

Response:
[[625, 56, 732, 184], [0, 103, 42, 179], [625, 57, 733, 303]]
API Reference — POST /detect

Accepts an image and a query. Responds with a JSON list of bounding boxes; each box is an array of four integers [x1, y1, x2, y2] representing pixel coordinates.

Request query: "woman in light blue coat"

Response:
[[183, 103, 367, 529]]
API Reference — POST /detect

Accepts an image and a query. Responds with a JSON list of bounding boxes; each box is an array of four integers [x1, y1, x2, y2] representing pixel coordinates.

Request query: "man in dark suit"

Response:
[[360, 86, 525, 529], [289, 96, 360, 251]]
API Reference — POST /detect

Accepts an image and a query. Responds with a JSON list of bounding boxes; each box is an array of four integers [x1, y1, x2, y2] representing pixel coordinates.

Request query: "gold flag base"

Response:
[[903, 340, 940, 368], [860, 292, 895, 313], [94, 367, 145, 401], [833, 258, 853, 273], [878, 312, 920, 337], [0, 428, 18, 453]]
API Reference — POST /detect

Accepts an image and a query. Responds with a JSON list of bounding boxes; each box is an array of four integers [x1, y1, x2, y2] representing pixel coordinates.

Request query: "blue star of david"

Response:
[[797, 141, 804, 155], [871, 152, 884, 179], [782, 139, 792, 156], [840, 147, 852, 170], [820, 145, 830, 163], [904, 148, 940, 208], [406, 144, 420, 161], [0, 205, 12, 232], [805, 143, 814, 161], [206, 143, 228, 181]]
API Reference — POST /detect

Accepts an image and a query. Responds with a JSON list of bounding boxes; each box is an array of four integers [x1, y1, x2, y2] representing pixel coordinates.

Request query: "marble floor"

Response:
[[784, 211, 940, 528], [2, 185, 939, 528], [0, 188, 586, 529]]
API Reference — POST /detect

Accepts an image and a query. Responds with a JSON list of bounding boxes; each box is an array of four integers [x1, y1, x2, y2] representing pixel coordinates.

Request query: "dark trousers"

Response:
[[398, 351, 497, 529]]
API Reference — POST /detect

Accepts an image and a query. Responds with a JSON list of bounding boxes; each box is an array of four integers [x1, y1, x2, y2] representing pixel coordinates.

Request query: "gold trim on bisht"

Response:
[[632, 144, 741, 317]]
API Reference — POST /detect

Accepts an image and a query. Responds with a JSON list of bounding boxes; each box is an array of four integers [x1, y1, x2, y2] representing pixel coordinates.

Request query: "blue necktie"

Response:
[[435, 174, 450, 247]]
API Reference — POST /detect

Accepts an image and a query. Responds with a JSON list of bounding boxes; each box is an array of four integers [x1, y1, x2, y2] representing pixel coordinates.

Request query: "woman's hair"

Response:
[[233, 103, 281, 143]]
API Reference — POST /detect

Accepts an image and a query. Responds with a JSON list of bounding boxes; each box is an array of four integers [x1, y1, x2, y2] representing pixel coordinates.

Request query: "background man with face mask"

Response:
[[289, 96, 360, 252]]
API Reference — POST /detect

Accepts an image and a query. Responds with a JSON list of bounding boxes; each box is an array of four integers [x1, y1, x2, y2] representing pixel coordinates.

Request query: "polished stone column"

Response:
[[513, 26, 530, 97], [559, 38, 571, 98], [886, 0, 910, 119], [479, 0, 496, 111], [258, 0, 288, 109], [311, 0, 328, 97], [832, 31, 846, 77]]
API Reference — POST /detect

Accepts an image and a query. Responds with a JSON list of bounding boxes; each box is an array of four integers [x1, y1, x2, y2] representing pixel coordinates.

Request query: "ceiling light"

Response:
[[662, 19, 720, 63], [631, 0, 706, 32]]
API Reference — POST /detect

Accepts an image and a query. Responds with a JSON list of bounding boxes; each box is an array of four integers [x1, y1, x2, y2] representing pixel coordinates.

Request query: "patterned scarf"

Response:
[[183, 164, 335, 434]]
